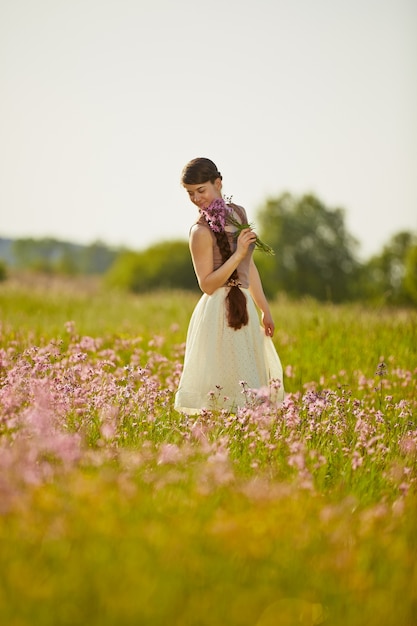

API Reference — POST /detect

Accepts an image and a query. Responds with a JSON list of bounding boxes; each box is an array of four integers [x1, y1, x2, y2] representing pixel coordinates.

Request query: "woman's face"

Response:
[[183, 178, 222, 210]]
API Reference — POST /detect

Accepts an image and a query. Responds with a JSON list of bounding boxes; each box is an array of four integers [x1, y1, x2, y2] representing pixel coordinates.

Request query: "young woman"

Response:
[[174, 157, 284, 414]]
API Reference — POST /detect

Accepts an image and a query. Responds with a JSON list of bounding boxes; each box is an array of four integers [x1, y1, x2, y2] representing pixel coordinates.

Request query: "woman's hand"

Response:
[[262, 310, 275, 337], [236, 227, 257, 259]]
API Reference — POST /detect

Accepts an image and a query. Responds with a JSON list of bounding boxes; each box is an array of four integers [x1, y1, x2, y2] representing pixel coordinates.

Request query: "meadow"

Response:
[[0, 274, 416, 626]]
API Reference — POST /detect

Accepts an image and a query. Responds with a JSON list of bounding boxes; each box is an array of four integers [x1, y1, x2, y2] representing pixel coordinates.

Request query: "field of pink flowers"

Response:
[[0, 278, 416, 625]]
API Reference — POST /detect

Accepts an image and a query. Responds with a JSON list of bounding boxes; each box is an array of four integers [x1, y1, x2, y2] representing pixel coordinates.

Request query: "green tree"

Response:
[[360, 231, 417, 305], [12, 238, 77, 274], [403, 245, 417, 305], [105, 240, 196, 292], [80, 241, 117, 274], [53, 244, 79, 275], [12, 237, 118, 275], [402, 244, 417, 305], [13, 238, 55, 271], [257, 193, 360, 301]]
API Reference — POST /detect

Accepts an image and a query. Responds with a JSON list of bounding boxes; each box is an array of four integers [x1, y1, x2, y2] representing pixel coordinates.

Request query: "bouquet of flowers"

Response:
[[200, 197, 274, 255]]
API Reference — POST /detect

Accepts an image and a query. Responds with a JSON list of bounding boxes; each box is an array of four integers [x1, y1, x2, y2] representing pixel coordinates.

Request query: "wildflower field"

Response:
[[0, 275, 416, 626]]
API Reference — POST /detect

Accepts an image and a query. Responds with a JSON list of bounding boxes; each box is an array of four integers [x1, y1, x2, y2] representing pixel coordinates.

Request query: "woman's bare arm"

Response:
[[248, 258, 275, 336]]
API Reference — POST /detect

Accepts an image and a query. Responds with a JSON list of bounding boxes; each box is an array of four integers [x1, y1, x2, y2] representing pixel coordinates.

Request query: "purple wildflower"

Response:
[[200, 198, 232, 233]]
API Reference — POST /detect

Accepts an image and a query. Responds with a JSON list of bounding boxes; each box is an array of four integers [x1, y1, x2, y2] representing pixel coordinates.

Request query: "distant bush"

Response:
[[105, 240, 197, 292]]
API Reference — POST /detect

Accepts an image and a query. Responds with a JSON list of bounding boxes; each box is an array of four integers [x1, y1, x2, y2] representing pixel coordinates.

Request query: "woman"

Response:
[[174, 157, 284, 414]]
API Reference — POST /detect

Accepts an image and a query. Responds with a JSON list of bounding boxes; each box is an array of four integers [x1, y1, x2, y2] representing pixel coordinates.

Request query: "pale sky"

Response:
[[1, 0, 416, 260]]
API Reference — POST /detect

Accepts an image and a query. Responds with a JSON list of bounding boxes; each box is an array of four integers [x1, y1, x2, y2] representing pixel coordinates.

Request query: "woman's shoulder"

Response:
[[190, 220, 213, 241], [189, 221, 214, 255], [191, 214, 210, 231], [228, 202, 248, 222]]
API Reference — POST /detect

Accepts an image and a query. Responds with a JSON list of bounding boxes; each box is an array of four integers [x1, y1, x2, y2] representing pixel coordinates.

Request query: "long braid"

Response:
[[212, 228, 248, 331]]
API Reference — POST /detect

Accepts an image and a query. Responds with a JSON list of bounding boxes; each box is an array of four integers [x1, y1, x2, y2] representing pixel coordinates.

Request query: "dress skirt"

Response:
[[174, 288, 284, 414]]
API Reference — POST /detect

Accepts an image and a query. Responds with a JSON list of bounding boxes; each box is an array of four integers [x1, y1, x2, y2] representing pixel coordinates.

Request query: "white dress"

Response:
[[174, 289, 284, 414], [174, 205, 284, 415]]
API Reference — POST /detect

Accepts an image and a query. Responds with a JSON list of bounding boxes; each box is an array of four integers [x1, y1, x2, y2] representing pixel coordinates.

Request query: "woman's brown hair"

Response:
[[181, 158, 248, 330]]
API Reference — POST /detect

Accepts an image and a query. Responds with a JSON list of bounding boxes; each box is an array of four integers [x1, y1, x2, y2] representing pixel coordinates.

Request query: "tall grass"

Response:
[[0, 275, 416, 625]]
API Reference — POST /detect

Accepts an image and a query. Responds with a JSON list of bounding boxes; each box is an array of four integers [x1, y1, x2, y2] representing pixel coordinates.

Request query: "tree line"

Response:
[[1, 192, 416, 306], [0, 239, 117, 276]]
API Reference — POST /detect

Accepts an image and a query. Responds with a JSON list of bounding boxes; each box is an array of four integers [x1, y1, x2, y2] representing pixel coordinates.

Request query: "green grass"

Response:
[[2, 274, 415, 382], [0, 274, 416, 625], [0, 274, 195, 343]]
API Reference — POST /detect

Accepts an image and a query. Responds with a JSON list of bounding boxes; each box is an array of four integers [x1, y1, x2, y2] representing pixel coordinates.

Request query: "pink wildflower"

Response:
[[351, 450, 363, 470], [157, 443, 183, 465], [201, 198, 274, 254]]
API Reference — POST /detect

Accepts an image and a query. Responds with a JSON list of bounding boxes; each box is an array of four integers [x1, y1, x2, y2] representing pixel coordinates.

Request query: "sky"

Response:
[[1, 0, 416, 260]]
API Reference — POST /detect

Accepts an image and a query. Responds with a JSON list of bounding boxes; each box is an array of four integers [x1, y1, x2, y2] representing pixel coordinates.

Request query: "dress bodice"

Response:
[[194, 203, 253, 288]]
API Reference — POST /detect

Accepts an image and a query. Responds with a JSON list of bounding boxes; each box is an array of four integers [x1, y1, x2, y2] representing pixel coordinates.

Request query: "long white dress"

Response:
[[174, 206, 284, 415]]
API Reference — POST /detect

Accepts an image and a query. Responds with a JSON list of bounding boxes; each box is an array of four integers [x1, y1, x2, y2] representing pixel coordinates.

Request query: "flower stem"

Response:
[[227, 214, 275, 255]]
